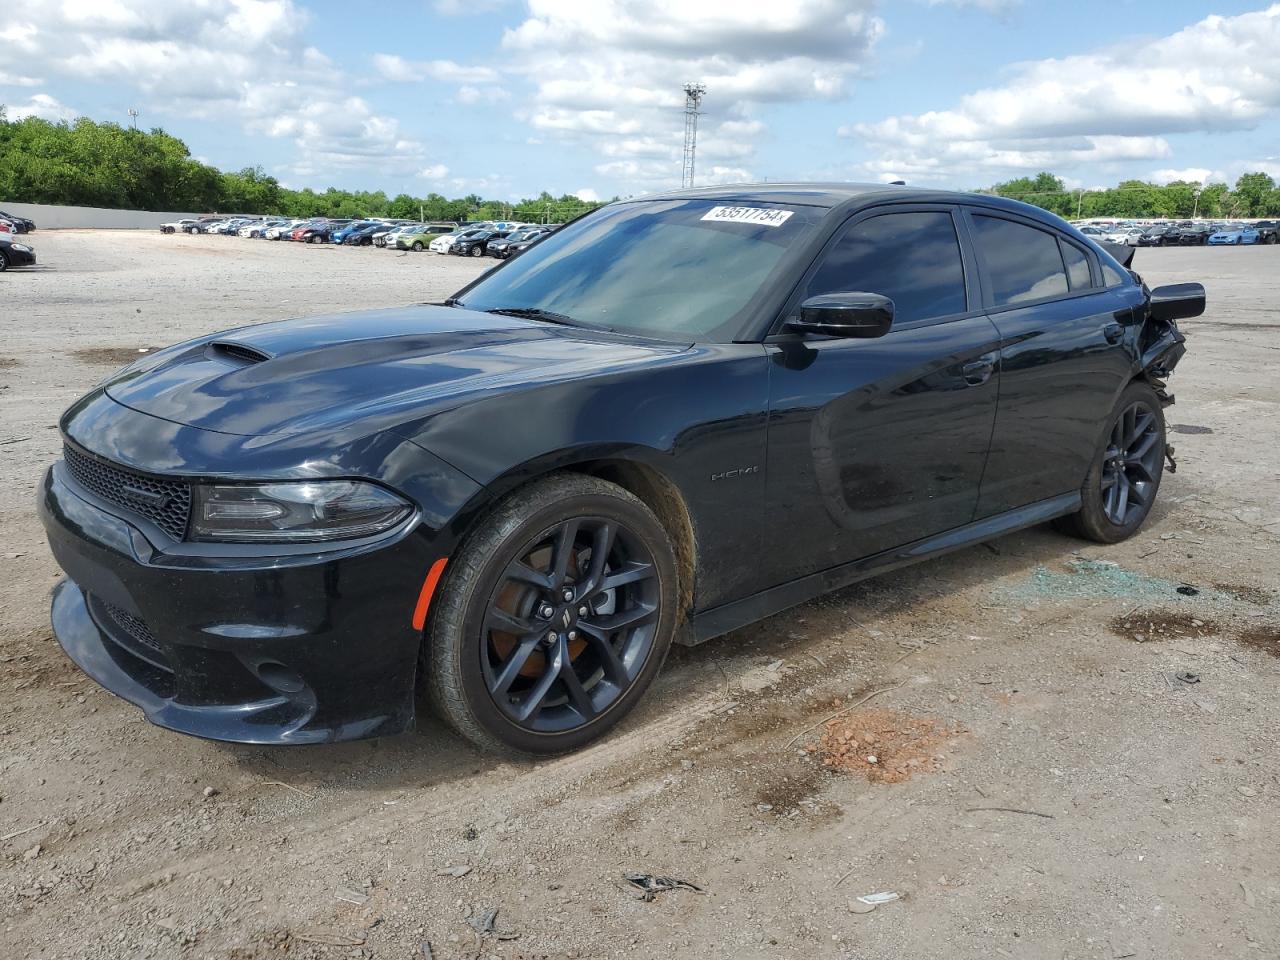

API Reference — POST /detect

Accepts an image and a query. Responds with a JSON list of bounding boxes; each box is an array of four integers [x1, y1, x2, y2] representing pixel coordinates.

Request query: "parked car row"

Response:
[[157, 215, 562, 260], [0, 209, 37, 235], [1074, 218, 1280, 247]]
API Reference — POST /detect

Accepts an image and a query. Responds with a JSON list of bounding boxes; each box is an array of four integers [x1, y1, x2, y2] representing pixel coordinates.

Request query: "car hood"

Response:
[[103, 304, 688, 439]]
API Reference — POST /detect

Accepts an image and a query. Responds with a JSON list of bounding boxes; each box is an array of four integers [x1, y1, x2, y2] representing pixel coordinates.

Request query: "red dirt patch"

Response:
[[1108, 610, 1220, 643], [815, 707, 964, 784], [1236, 623, 1280, 659]]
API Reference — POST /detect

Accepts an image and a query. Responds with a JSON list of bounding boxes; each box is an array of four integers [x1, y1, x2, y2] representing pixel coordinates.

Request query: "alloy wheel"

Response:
[[1100, 401, 1162, 526], [481, 516, 660, 733]]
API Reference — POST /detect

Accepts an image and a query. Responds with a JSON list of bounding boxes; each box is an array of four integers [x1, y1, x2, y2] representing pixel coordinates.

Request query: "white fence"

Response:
[[0, 201, 204, 230]]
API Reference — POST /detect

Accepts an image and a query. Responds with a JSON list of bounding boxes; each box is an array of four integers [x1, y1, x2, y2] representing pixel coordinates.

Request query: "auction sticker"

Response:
[[701, 206, 794, 227]]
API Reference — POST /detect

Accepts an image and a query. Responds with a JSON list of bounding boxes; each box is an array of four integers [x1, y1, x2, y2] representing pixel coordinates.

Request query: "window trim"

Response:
[[961, 207, 1110, 314], [1058, 236, 1098, 291], [767, 203, 981, 339]]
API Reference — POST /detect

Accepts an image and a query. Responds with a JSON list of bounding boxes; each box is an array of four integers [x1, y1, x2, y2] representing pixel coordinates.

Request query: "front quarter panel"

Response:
[[408, 343, 772, 612]]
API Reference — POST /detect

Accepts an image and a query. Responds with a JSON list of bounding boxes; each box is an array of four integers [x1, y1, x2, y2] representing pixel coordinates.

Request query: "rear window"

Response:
[[970, 215, 1069, 306], [1060, 241, 1092, 290]]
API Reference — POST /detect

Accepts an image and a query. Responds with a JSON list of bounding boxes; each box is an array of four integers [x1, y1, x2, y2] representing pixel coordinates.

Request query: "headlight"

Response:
[[191, 480, 413, 542], [11, 243, 32, 252]]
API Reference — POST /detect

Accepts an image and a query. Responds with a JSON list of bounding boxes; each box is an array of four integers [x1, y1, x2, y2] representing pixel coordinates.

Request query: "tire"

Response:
[[1058, 381, 1166, 543], [425, 473, 679, 756], [470, 245, 484, 257], [0, 251, 8, 272], [412, 241, 424, 251]]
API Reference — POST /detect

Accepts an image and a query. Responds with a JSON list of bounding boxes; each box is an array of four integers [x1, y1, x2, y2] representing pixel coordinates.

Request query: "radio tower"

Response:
[[681, 83, 706, 188]]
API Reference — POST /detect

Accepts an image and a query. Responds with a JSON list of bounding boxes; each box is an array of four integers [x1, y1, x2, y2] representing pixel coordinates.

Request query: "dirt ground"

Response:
[[1, 230, 1277, 960]]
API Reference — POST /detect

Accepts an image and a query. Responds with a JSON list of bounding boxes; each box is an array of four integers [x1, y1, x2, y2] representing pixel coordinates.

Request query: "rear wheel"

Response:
[[425, 474, 679, 756], [1059, 381, 1166, 543], [412, 241, 424, 251]]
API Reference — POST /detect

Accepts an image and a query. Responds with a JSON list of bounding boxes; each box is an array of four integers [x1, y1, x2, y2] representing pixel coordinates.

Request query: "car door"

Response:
[[962, 208, 1141, 518], [762, 205, 1003, 584]]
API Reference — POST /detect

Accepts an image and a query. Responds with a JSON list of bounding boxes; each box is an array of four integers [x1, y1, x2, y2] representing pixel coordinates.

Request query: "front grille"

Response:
[[63, 444, 191, 541], [91, 596, 174, 674], [102, 600, 161, 652]]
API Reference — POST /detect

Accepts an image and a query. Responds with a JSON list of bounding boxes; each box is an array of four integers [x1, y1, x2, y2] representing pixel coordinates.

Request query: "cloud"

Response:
[[456, 84, 511, 105], [848, 5, 1280, 183], [574, 187, 600, 202], [926, 0, 1021, 14], [431, 0, 510, 14], [0, 1, 445, 182], [1150, 167, 1214, 185], [0, 71, 43, 87], [420, 163, 450, 179], [6, 92, 78, 122], [498, 0, 883, 191], [373, 53, 499, 85]]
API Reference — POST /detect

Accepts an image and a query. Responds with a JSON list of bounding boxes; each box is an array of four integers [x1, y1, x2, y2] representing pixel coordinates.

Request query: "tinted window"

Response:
[[1061, 241, 1092, 290], [971, 215, 1069, 305], [805, 211, 967, 324], [1100, 260, 1126, 287], [457, 199, 822, 341]]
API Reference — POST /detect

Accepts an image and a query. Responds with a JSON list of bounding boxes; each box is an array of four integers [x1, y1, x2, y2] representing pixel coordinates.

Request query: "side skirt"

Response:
[[681, 491, 1081, 646]]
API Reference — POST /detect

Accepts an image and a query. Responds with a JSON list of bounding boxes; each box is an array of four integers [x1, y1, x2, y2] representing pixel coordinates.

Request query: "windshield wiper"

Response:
[[484, 306, 583, 328]]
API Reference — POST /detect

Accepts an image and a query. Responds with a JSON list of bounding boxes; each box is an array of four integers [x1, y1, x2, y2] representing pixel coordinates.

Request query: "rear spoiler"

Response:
[[1099, 241, 1136, 268]]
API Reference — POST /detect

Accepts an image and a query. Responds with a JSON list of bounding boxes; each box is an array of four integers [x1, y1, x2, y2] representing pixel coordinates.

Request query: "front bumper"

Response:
[[39, 456, 446, 744], [5, 245, 36, 266]]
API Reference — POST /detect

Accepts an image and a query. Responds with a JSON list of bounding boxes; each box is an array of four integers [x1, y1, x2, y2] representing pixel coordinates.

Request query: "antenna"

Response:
[[681, 83, 706, 189], [127, 108, 139, 131]]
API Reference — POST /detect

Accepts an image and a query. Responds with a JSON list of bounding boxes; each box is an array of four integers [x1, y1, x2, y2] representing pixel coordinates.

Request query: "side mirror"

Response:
[[788, 293, 894, 339], [1149, 282, 1205, 322]]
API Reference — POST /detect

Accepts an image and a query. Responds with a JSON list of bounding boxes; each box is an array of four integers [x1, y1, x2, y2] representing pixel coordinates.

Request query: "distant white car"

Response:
[[1102, 227, 1144, 245], [160, 219, 198, 234], [429, 232, 463, 254]]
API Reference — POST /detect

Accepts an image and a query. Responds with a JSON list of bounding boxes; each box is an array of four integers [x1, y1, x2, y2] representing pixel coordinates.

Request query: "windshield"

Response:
[[455, 199, 820, 341]]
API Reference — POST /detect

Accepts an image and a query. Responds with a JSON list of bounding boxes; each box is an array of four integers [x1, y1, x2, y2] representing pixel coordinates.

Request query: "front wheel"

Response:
[[0, 251, 8, 272], [470, 245, 483, 257], [412, 241, 424, 251], [425, 474, 679, 756], [1059, 381, 1166, 543]]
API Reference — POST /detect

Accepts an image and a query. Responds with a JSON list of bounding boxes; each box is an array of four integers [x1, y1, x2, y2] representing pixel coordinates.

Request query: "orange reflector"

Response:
[[411, 557, 449, 631]]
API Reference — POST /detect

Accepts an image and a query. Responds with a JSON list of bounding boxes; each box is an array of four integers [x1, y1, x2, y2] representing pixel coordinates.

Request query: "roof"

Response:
[[634, 181, 904, 208], [627, 182, 1063, 223]]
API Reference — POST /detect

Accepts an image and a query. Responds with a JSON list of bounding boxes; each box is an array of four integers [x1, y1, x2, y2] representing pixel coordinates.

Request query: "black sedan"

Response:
[[0, 235, 37, 270], [489, 228, 550, 258], [1136, 225, 1172, 247], [449, 229, 499, 257], [39, 184, 1201, 754], [0, 209, 36, 233], [1174, 224, 1214, 245]]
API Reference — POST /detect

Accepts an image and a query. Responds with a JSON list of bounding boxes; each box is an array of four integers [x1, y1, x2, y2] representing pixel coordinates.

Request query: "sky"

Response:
[[3, 1, 1279, 201]]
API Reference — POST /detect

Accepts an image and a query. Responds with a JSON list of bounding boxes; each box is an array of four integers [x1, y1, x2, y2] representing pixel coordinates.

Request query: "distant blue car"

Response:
[[1208, 225, 1260, 245], [331, 220, 379, 244]]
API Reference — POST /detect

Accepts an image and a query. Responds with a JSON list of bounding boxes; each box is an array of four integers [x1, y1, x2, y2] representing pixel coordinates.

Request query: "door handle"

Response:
[[962, 356, 995, 386], [1102, 322, 1124, 344]]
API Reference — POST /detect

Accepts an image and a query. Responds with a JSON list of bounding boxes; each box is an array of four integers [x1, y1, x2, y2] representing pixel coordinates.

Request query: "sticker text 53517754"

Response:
[[700, 206, 794, 228]]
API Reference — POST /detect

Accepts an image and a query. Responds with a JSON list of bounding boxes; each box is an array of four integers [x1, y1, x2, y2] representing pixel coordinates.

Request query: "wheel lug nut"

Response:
[[537, 603, 554, 619], [561, 588, 574, 602], [567, 630, 577, 641], [578, 605, 589, 617], [545, 631, 558, 645]]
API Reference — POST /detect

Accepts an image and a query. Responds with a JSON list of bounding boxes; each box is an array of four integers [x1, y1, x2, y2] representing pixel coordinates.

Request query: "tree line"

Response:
[[979, 171, 1280, 220], [6, 109, 1279, 224], [0, 111, 604, 223]]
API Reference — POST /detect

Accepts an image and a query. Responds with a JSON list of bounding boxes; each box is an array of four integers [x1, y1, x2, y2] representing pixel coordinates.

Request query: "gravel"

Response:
[[1, 233, 1278, 959]]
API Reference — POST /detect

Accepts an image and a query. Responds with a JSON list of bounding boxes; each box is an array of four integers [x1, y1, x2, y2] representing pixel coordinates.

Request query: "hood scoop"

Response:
[[207, 341, 273, 365]]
